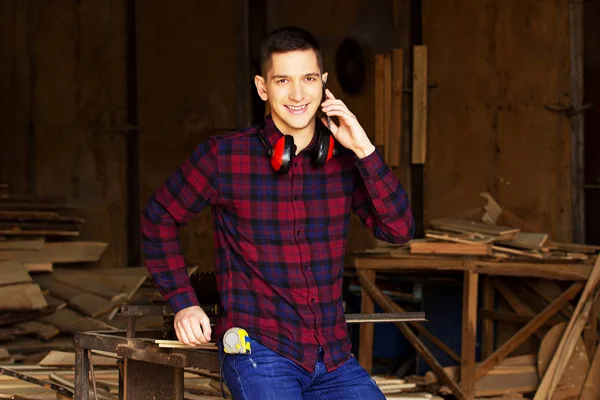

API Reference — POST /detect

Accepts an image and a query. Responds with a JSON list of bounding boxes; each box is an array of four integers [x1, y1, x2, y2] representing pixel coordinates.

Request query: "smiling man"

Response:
[[142, 26, 414, 399]]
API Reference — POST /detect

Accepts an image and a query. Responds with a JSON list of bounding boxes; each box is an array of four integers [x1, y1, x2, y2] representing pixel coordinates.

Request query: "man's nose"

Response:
[[288, 82, 305, 101]]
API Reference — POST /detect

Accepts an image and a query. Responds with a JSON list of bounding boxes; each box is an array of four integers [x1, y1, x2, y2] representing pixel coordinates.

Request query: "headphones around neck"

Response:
[[257, 120, 335, 175]]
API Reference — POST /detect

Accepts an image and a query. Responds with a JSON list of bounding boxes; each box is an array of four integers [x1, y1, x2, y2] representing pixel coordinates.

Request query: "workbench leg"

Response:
[[359, 269, 376, 373], [460, 270, 479, 399], [74, 346, 90, 400], [124, 358, 184, 400], [481, 276, 495, 359]]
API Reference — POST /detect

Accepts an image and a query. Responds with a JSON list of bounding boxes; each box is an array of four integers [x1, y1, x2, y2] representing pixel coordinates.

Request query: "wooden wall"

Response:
[[422, 0, 572, 241], [1, 0, 129, 268], [137, 0, 237, 270], [0, 0, 238, 269]]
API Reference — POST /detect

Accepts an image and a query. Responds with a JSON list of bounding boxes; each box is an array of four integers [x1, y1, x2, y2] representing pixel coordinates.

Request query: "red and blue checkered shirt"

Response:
[[142, 115, 414, 372]]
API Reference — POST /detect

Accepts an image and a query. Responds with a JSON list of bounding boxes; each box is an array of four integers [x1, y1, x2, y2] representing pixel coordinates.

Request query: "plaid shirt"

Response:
[[142, 115, 414, 372]]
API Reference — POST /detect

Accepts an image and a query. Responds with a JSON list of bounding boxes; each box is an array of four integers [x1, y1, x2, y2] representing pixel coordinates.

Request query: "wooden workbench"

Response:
[[351, 252, 596, 399]]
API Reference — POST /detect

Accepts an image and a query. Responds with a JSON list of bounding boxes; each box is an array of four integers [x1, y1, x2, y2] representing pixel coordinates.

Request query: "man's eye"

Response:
[[305, 77, 315, 81], [277, 79, 288, 84]]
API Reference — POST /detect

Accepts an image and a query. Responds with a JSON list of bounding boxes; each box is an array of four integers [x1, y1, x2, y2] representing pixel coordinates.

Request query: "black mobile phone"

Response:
[[321, 80, 332, 131]]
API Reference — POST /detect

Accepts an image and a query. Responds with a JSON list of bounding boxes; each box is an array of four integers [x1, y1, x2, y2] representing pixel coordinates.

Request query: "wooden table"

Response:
[[351, 253, 595, 400]]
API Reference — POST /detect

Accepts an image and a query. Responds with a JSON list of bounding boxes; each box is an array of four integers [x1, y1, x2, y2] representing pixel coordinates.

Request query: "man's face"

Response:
[[255, 49, 324, 135]]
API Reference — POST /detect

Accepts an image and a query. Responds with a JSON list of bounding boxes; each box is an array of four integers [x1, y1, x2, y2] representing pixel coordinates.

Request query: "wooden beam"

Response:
[[357, 270, 466, 400], [384, 53, 392, 163], [411, 45, 427, 164], [460, 270, 479, 398], [476, 282, 583, 381], [374, 54, 386, 148], [481, 277, 495, 359], [359, 269, 375, 373], [494, 279, 544, 339], [389, 48, 404, 167]]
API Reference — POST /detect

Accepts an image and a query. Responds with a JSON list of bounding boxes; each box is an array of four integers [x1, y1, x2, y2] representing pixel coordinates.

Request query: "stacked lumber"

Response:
[[0, 361, 226, 399], [0, 192, 85, 238]]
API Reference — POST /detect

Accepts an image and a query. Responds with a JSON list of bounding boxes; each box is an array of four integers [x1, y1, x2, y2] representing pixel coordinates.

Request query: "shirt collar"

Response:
[[263, 114, 319, 151]]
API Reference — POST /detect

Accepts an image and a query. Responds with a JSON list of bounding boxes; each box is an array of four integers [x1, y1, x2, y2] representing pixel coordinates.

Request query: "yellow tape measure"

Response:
[[223, 327, 251, 354]]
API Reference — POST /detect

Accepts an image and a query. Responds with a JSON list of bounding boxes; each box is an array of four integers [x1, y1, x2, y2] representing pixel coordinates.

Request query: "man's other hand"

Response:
[[174, 305, 212, 345]]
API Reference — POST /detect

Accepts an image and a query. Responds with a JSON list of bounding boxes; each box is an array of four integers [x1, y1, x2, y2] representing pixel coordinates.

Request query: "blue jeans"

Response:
[[219, 337, 385, 400]]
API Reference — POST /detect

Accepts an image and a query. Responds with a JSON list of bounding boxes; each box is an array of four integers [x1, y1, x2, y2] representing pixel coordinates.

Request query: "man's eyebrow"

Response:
[[271, 72, 321, 80]]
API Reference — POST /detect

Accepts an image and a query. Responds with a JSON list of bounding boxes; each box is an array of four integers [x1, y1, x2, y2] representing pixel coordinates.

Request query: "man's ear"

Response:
[[322, 72, 329, 84], [254, 75, 268, 101]]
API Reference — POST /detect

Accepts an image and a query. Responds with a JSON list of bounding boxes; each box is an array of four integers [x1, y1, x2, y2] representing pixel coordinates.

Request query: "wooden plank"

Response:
[[0, 261, 32, 286], [374, 54, 386, 147], [547, 242, 600, 254], [584, 290, 599, 359], [534, 255, 600, 399], [491, 245, 545, 260], [0, 284, 47, 310], [384, 53, 392, 163], [357, 270, 467, 400], [430, 218, 520, 236], [410, 241, 491, 256], [0, 239, 45, 250], [494, 280, 543, 340], [39, 308, 118, 333], [0, 229, 79, 237], [389, 48, 403, 167], [482, 277, 495, 359], [51, 269, 126, 302], [537, 322, 589, 399], [460, 270, 478, 398], [359, 269, 375, 373], [425, 230, 509, 245], [24, 263, 53, 273], [412, 45, 427, 164], [0, 242, 107, 264], [0, 211, 84, 224], [475, 282, 583, 381], [14, 321, 60, 341], [478, 309, 561, 328], [525, 279, 574, 320], [497, 233, 548, 250], [38, 351, 116, 368], [580, 344, 600, 400]]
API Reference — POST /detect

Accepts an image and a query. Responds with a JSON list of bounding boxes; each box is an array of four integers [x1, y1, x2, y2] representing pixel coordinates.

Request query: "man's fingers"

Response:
[[190, 319, 207, 344], [182, 320, 201, 346], [324, 109, 355, 123], [176, 324, 191, 345], [325, 88, 336, 100], [200, 318, 212, 342], [323, 105, 355, 118]]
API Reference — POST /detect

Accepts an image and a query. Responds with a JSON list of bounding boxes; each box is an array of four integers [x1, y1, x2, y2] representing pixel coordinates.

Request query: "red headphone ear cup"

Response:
[[271, 136, 294, 174], [326, 134, 335, 162]]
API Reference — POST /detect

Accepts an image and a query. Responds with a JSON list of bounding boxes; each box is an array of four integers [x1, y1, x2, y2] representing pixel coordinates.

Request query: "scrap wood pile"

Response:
[[362, 193, 599, 262], [353, 193, 600, 399]]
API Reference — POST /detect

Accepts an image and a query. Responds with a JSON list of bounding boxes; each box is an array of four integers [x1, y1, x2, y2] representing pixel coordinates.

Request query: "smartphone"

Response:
[[321, 80, 332, 131]]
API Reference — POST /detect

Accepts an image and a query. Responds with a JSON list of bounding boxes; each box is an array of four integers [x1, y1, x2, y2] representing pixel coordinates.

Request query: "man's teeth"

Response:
[[287, 105, 307, 111]]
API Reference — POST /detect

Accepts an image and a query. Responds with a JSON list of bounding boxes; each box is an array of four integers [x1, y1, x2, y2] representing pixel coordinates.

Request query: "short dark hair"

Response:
[[260, 26, 323, 77]]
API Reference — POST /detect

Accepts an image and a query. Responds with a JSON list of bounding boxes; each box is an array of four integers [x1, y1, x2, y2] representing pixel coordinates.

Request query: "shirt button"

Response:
[[311, 298, 315, 303], [294, 162, 298, 167], [295, 195, 300, 201], [304, 265, 308, 270], [297, 230, 301, 236]]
